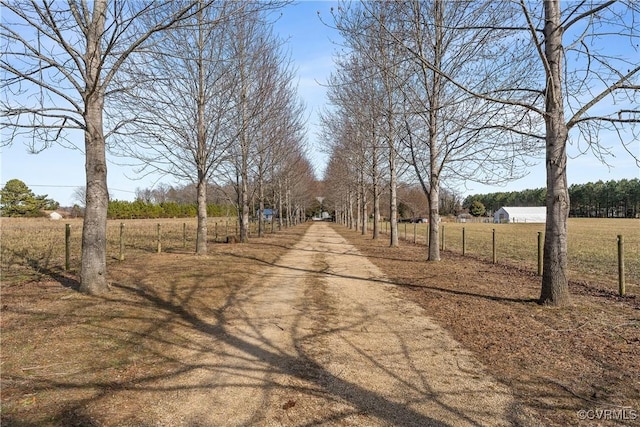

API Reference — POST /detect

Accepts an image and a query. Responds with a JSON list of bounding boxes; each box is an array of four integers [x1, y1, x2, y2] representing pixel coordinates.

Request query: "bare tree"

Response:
[[251, 45, 305, 237], [109, 1, 242, 254], [280, 149, 316, 225], [330, 1, 409, 246], [520, 1, 640, 305], [322, 52, 383, 236], [225, 5, 273, 242], [212, 2, 304, 242], [72, 186, 86, 207], [1, 0, 201, 294], [323, 152, 355, 227], [319, 102, 361, 229], [388, 1, 542, 261], [325, 1, 541, 261], [370, 0, 639, 304]]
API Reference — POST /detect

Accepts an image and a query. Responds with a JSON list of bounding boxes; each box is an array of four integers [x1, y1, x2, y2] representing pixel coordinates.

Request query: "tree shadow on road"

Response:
[[1, 223, 533, 426]]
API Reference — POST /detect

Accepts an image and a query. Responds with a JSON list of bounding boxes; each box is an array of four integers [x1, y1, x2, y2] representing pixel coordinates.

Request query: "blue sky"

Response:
[[1, 1, 638, 206]]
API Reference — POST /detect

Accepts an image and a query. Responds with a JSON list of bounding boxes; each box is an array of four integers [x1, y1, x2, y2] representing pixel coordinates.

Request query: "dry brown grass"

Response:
[[1, 218, 638, 426], [392, 218, 639, 296], [3, 217, 637, 294], [1, 223, 307, 426], [1, 217, 257, 285], [337, 225, 640, 426]]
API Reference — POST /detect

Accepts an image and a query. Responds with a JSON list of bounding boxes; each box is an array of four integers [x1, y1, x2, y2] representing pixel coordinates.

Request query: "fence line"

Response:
[[375, 219, 638, 297], [2, 218, 637, 299]]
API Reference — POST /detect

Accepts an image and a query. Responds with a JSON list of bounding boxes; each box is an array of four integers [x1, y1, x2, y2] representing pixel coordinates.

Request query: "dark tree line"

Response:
[[107, 200, 235, 220], [463, 188, 546, 214], [463, 178, 640, 218], [569, 179, 640, 219]]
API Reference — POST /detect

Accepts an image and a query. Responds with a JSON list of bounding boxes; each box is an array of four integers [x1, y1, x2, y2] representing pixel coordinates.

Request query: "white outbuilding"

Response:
[[493, 206, 546, 223], [49, 211, 63, 220]]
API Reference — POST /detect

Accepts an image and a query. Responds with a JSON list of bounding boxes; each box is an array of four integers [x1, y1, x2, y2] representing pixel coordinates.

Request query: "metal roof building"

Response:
[[493, 206, 546, 223]]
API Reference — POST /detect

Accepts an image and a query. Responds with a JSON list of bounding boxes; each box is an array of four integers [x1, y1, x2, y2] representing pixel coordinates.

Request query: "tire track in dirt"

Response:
[[135, 223, 534, 426]]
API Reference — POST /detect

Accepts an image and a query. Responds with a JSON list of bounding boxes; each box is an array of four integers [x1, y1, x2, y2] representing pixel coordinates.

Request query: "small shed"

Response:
[[261, 208, 277, 221], [49, 211, 63, 220], [494, 206, 546, 223]]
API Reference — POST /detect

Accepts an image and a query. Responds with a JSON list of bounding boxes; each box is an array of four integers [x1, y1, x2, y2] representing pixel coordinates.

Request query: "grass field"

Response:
[[387, 217, 639, 295], [1, 217, 249, 285], [1, 217, 638, 296], [1, 219, 638, 425]]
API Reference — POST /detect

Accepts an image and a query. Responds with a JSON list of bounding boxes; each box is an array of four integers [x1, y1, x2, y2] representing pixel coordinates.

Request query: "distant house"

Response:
[[49, 211, 63, 220], [260, 208, 277, 221], [312, 211, 331, 221], [494, 206, 546, 223]]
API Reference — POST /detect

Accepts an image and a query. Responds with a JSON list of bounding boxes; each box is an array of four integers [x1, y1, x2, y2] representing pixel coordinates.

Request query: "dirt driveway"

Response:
[[106, 222, 531, 426], [5, 220, 638, 426], [2, 222, 543, 426]]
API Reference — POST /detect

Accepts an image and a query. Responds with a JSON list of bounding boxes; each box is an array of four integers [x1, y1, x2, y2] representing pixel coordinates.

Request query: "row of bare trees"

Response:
[[1, 0, 314, 295], [320, 0, 639, 306]]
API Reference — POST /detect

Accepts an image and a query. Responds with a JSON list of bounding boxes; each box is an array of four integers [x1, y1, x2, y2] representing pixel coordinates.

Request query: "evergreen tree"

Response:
[[469, 200, 486, 217], [0, 179, 56, 216]]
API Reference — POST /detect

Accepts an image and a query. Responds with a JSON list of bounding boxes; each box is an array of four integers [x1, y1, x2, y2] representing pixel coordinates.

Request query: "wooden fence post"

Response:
[[492, 228, 496, 264], [537, 232, 543, 276], [119, 223, 125, 261], [183, 223, 186, 248], [441, 225, 445, 251], [413, 222, 417, 243], [618, 235, 625, 296], [65, 224, 71, 270], [156, 223, 161, 253], [426, 224, 429, 246], [462, 227, 466, 256]]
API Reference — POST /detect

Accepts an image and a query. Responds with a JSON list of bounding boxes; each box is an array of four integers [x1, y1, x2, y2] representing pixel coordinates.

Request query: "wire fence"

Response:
[[1, 217, 278, 285], [377, 218, 639, 297], [3, 217, 638, 298]]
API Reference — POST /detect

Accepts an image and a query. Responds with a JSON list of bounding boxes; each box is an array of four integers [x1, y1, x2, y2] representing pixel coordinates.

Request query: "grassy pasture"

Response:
[[1, 217, 638, 295], [391, 218, 639, 295], [1, 219, 638, 425], [1, 217, 246, 285]]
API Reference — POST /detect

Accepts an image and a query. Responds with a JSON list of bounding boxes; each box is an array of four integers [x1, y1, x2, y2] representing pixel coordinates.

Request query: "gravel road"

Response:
[[148, 223, 529, 426]]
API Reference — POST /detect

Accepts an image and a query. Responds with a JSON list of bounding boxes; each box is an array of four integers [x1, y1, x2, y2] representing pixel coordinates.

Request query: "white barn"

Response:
[[49, 211, 63, 220], [494, 206, 546, 223]]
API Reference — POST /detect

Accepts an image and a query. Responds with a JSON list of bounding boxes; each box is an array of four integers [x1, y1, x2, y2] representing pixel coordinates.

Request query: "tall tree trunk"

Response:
[[240, 155, 249, 242], [372, 142, 380, 239], [239, 65, 250, 242], [355, 181, 361, 232], [285, 177, 291, 227], [389, 147, 398, 247], [387, 104, 398, 246], [373, 181, 380, 239], [540, 0, 570, 305], [258, 174, 265, 237], [196, 175, 208, 253], [80, 0, 109, 295], [427, 180, 441, 261], [195, 5, 207, 254], [361, 172, 367, 235], [82, 99, 109, 294], [427, 0, 443, 262], [277, 178, 283, 230], [346, 190, 352, 229]]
